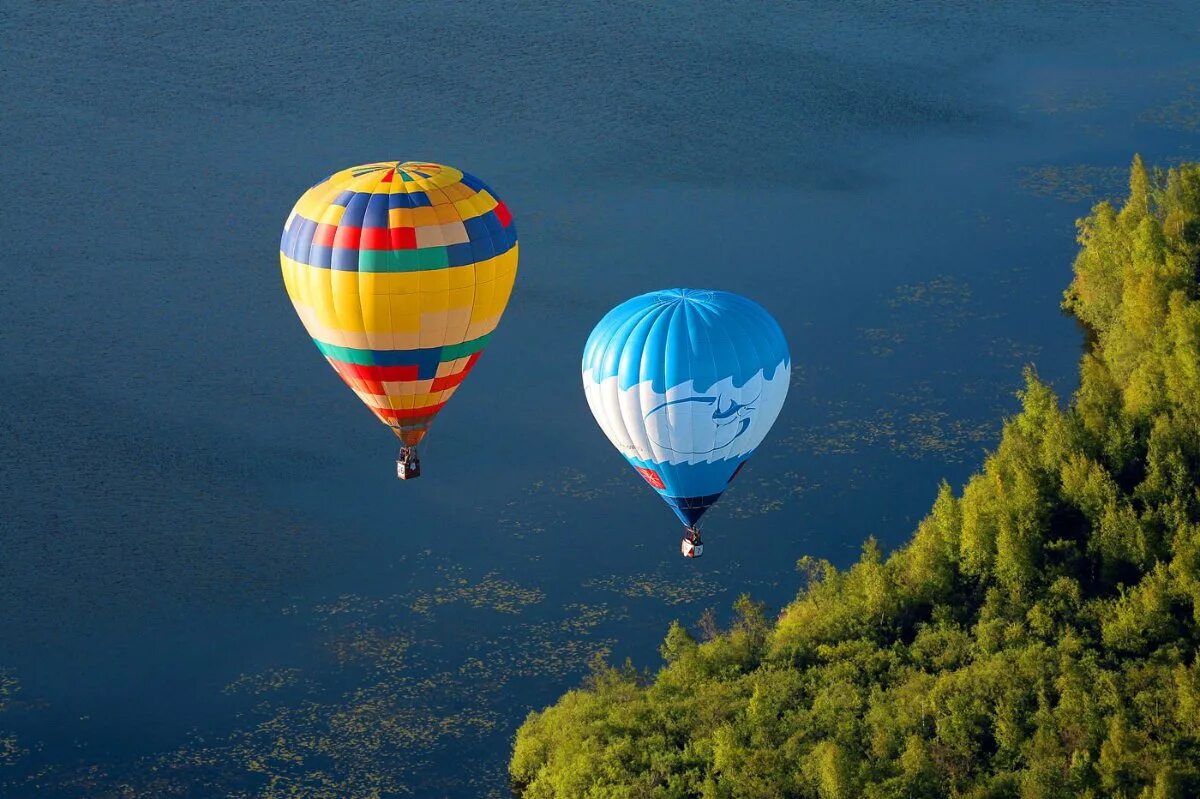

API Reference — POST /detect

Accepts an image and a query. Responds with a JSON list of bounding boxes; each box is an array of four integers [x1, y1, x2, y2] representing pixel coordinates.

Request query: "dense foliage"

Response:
[[510, 159, 1200, 799]]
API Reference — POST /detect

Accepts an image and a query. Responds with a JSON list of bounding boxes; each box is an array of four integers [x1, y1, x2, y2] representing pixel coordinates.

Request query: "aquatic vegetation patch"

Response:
[[887, 274, 973, 317], [857, 326, 906, 357], [1018, 163, 1128, 203], [780, 391, 999, 463], [476, 629, 617, 681], [583, 572, 728, 605], [1141, 91, 1200, 132], [409, 568, 545, 616], [226, 679, 500, 798], [525, 468, 627, 502], [0, 670, 23, 767], [328, 627, 413, 672], [720, 470, 818, 519], [223, 668, 304, 696], [559, 602, 628, 634], [1025, 85, 1109, 116], [493, 510, 549, 539]]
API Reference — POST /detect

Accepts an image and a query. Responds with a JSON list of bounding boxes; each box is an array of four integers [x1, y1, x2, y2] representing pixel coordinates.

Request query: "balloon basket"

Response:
[[396, 447, 421, 480]]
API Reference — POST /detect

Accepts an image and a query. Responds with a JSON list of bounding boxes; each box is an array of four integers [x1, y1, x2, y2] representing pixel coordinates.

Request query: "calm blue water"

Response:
[[3, 2, 1199, 796]]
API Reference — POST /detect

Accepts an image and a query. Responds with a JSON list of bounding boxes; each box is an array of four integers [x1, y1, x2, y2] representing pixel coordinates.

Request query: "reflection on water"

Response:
[[3, 0, 1200, 795]]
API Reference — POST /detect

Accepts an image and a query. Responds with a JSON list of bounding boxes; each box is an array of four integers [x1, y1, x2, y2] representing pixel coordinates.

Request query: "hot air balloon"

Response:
[[582, 289, 790, 557], [281, 161, 518, 478]]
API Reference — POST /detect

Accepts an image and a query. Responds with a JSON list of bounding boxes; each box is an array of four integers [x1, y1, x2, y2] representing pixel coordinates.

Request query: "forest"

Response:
[[509, 158, 1200, 799]]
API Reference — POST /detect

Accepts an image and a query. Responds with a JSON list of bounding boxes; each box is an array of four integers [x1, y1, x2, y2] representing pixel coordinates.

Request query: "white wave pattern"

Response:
[[583, 367, 790, 467]]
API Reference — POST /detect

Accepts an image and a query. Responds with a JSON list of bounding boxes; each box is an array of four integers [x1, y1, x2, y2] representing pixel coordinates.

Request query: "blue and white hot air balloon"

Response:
[[582, 289, 790, 557]]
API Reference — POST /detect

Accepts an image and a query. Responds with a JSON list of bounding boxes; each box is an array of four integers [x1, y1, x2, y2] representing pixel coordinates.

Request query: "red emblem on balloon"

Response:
[[634, 467, 665, 489]]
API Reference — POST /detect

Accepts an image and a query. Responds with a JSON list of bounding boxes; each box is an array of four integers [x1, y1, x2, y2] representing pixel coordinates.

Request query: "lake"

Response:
[[2, 1, 1199, 795]]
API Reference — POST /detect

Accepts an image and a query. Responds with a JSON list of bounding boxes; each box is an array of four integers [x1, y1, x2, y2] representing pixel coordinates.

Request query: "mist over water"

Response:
[[2, 1, 1199, 794]]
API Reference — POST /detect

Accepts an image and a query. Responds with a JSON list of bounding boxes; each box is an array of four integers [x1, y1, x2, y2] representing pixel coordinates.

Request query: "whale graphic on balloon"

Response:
[[643, 392, 760, 455]]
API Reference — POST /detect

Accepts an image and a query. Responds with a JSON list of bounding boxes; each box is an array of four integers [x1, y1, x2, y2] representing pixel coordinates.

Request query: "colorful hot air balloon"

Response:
[[582, 289, 790, 556], [281, 161, 518, 478]]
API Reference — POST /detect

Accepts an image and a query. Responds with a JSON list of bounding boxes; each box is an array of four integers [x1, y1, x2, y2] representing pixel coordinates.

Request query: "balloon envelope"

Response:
[[281, 161, 518, 445], [582, 289, 790, 527]]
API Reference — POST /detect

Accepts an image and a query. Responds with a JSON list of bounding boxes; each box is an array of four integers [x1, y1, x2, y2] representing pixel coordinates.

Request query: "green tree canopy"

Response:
[[510, 159, 1200, 798]]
